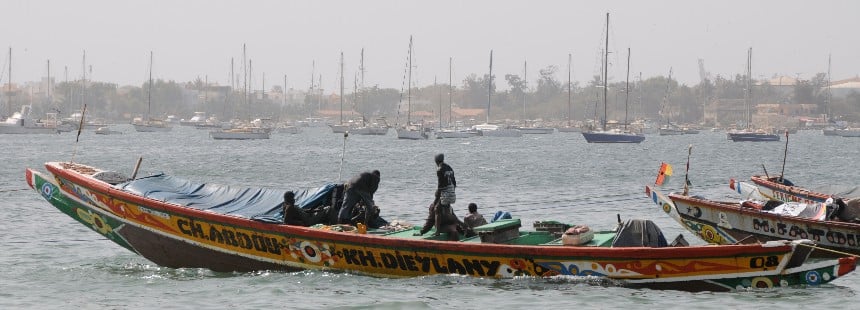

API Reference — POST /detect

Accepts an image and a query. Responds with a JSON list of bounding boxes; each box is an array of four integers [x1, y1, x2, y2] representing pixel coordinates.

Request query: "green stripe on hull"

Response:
[[32, 172, 137, 253]]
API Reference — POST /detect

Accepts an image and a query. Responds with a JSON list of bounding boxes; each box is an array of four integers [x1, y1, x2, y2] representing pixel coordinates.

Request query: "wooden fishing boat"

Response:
[[26, 162, 857, 292], [740, 175, 859, 205], [646, 184, 860, 258]]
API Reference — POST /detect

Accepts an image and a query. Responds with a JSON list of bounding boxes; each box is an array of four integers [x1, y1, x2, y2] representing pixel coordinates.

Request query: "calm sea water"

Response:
[[2, 126, 858, 309]]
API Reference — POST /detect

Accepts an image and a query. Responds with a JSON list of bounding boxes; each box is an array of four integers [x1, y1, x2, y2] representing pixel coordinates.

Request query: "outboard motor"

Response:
[[611, 219, 668, 247]]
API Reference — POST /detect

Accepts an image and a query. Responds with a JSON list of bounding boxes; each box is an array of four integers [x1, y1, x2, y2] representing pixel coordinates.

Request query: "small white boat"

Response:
[[435, 128, 478, 139], [473, 123, 523, 137], [94, 127, 122, 135]]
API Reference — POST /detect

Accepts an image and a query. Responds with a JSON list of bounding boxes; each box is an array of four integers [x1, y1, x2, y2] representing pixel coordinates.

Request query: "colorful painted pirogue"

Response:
[[739, 175, 859, 205], [647, 181, 860, 258], [27, 162, 857, 292], [702, 176, 860, 257]]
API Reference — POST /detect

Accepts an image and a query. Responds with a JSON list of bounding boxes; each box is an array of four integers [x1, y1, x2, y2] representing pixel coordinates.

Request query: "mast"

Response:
[[6, 47, 10, 116], [624, 48, 630, 130], [64, 66, 68, 116], [243, 44, 248, 115], [147, 51, 153, 121], [448, 57, 453, 127], [602, 12, 609, 131], [407, 36, 413, 125], [339, 51, 344, 125], [47, 60, 51, 104], [360, 48, 365, 126], [204, 75, 208, 107], [487, 50, 493, 124], [288, 74, 292, 108], [249, 59, 253, 121], [82, 50, 86, 116], [523, 60, 527, 122], [825, 54, 832, 123], [436, 76, 441, 129], [745, 47, 752, 130], [567, 53, 572, 127]]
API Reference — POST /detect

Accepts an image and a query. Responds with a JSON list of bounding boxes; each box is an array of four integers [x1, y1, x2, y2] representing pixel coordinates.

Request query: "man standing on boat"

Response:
[[338, 170, 381, 225], [435, 153, 456, 207]]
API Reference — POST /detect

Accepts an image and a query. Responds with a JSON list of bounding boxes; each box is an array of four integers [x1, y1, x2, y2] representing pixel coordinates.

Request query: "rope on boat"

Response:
[[796, 242, 860, 258]]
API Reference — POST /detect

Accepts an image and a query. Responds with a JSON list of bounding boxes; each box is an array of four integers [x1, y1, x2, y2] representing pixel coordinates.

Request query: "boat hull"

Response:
[[727, 132, 780, 142], [516, 127, 555, 134], [24, 162, 858, 291], [133, 124, 173, 132], [435, 130, 478, 139], [210, 129, 271, 140], [396, 129, 428, 140], [351, 127, 389, 135], [652, 188, 860, 258], [582, 131, 645, 143]]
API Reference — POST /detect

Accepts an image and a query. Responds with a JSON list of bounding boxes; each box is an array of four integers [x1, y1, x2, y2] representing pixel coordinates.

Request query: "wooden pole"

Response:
[[683, 145, 692, 195]]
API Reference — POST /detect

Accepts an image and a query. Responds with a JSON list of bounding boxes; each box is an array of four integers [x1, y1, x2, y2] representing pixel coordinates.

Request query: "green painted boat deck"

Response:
[[377, 219, 616, 247]]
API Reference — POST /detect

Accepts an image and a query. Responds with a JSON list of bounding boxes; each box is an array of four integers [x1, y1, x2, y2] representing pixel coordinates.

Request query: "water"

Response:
[[2, 126, 859, 309]]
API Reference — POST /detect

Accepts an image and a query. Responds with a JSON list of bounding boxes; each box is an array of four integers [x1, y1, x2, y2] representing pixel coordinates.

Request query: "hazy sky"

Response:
[[2, 0, 858, 91]]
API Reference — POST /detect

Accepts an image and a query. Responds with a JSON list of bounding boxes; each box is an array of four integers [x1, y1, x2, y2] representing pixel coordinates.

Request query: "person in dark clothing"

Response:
[[284, 191, 331, 226], [434, 154, 456, 207], [463, 203, 488, 229], [338, 170, 381, 224], [415, 201, 462, 241]]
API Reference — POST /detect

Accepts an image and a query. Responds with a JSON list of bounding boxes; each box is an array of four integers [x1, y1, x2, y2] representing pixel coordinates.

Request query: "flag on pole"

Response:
[[655, 162, 673, 186]]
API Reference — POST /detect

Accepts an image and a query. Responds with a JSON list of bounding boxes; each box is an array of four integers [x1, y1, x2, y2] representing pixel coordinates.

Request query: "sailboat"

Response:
[[657, 68, 684, 136], [210, 45, 271, 140], [558, 53, 581, 133], [329, 52, 350, 134], [473, 50, 522, 137], [727, 48, 779, 142], [581, 14, 645, 144], [395, 36, 429, 140], [351, 49, 389, 136], [436, 57, 478, 139], [514, 61, 554, 134], [1, 48, 61, 134], [133, 51, 172, 132]]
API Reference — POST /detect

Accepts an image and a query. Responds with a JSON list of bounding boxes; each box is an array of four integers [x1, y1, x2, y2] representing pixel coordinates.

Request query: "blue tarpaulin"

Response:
[[115, 173, 338, 223]]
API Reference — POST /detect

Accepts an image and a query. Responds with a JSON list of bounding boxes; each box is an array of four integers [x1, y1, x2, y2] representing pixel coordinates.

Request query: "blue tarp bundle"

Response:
[[115, 173, 337, 223]]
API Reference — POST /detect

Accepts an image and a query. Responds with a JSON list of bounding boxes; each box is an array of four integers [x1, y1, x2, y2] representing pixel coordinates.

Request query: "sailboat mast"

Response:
[[487, 50, 493, 124], [147, 51, 152, 120], [204, 75, 208, 107], [567, 53, 572, 127], [47, 60, 51, 103], [436, 76, 441, 129], [523, 60, 527, 122], [448, 57, 452, 127], [6, 47, 10, 116], [82, 50, 86, 114], [243, 44, 248, 110], [825, 54, 832, 123], [339, 51, 344, 125], [746, 47, 752, 130], [602, 12, 609, 131], [624, 48, 630, 131], [407, 36, 413, 125], [360, 48, 365, 126]]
